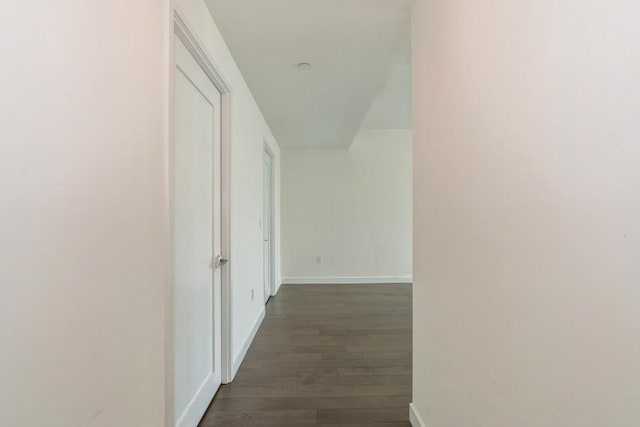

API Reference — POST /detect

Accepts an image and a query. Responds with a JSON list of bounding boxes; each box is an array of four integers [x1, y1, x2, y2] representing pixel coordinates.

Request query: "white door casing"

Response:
[[172, 36, 222, 427], [263, 149, 273, 303]]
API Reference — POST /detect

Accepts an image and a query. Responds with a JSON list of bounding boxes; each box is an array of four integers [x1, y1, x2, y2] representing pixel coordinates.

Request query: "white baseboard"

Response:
[[281, 276, 413, 285], [231, 307, 265, 380], [273, 278, 282, 295], [176, 377, 218, 427], [409, 403, 426, 427]]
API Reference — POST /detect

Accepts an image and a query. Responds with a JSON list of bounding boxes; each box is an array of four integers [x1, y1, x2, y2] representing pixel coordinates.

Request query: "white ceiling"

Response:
[[205, 0, 414, 149], [361, 29, 412, 130]]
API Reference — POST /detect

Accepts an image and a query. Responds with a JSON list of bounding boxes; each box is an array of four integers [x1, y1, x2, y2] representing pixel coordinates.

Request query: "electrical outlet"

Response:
[[251, 289, 255, 300], [315, 256, 323, 264]]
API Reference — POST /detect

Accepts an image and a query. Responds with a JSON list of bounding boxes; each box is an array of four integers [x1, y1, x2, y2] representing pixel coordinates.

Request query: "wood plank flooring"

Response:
[[198, 283, 412, 426]]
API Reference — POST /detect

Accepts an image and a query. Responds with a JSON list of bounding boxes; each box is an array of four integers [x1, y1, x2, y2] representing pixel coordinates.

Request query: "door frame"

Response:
[[263, 142, 276, 301], [166, 9, 234, 427]]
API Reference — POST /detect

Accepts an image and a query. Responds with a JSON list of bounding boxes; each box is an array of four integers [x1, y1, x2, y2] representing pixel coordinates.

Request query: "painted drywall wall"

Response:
[[175, 0, 282, 371], [0, 0, 281, 425], [412, 1, 640, 426], [282, 129, 412, 284], [0, 2, 168, 425]]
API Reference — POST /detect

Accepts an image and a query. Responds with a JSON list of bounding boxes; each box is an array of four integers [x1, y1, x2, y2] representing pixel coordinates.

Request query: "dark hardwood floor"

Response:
[[199, 283, 412, 426]]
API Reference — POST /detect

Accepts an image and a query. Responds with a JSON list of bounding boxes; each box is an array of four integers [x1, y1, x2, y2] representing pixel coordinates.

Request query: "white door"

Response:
[[263, 151, 273, 304], [172, 37, 222, 427]]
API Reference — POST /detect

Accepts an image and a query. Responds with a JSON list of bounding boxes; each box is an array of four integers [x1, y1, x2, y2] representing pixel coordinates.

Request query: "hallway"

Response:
[[199, 284, 412, 426]]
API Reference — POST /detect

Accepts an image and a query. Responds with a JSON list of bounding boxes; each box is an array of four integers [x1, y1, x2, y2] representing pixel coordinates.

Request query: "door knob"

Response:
[[214, 255, 229, 269]]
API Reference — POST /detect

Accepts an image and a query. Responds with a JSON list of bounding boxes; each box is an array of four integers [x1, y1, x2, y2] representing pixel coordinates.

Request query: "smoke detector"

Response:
[[297, 62, 312, 71]]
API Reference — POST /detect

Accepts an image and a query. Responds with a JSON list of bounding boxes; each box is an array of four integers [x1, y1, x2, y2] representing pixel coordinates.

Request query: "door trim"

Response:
[[263, 142, 276, 300], [166, 9, 234, 427]]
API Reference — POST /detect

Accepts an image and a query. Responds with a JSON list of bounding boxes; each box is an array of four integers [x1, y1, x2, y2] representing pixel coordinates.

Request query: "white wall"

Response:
[[0, 2, 168, 426], [412, 1, 640, 427], [0, 1, 280, 425], [282, 129, 412, 284], [175, 0, 282, 374]]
